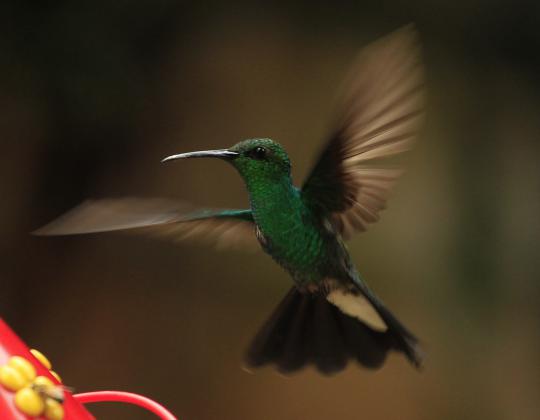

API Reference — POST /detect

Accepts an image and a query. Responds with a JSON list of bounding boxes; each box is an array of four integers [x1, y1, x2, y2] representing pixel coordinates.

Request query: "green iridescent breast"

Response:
[[251, 190, 330, 283]]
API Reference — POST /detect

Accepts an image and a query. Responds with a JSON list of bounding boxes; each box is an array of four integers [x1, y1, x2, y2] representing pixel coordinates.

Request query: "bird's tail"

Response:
[[245, 287, 423, 374]]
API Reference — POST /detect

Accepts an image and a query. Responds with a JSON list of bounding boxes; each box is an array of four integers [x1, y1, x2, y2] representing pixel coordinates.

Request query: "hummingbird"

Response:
[[35, 26, 424, 374]]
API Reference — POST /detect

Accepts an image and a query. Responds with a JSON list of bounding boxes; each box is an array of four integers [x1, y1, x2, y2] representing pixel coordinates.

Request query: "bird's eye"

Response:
[[250, 146, 267, 160]]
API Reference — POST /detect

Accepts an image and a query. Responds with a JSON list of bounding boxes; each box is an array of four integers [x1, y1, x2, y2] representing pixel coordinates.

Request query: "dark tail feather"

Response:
[[245, 287, 423, 374], [359, 286, 424, 368]]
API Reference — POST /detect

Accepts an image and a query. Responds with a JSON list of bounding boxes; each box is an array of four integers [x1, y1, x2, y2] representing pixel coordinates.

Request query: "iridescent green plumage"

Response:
[[35, 26, 424, 373], [229, 139, 331, 282]]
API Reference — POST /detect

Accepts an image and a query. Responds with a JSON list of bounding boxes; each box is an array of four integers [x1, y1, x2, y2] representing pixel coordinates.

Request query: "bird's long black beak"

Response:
[[161, 149, 239, 163]]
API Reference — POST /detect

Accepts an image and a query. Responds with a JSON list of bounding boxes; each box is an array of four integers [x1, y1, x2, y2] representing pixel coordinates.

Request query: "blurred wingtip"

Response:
[[29, 198, 182, 237], [31, 226, 51, 236], [30, 200, 111, 236], [388, 23, 420, 43]]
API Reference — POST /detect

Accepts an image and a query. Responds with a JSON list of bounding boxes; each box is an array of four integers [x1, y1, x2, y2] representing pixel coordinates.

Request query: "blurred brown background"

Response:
[[1, 1, 539, 419]]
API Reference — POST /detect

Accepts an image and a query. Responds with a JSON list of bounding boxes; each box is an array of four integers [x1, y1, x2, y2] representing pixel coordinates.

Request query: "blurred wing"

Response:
[[33, 198, 258, 250], [301, 26, 423, 239]]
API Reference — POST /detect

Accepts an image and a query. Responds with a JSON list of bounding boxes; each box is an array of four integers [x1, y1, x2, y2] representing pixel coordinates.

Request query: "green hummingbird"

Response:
[[36, 26, 424, 374]]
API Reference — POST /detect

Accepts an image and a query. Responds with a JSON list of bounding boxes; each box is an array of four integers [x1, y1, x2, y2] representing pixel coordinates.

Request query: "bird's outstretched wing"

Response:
[[33, 198, 257, 250], [301, 26, 423, 239]]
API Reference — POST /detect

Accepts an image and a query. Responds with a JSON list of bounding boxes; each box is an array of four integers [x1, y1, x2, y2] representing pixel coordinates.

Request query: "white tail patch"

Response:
[[327, 290, 388, 332]]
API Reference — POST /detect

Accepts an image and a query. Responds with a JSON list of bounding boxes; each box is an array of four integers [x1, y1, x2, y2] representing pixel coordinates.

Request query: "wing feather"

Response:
[[33, 198, 258, 250], [301, 26, 423, 239]]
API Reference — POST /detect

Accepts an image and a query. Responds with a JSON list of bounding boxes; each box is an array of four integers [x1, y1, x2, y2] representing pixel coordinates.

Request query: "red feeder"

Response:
[[0, 318, 176, 420]]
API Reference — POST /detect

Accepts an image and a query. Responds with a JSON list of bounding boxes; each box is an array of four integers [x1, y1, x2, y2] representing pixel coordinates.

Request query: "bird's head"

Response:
[[162, 138, 291, 183]]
